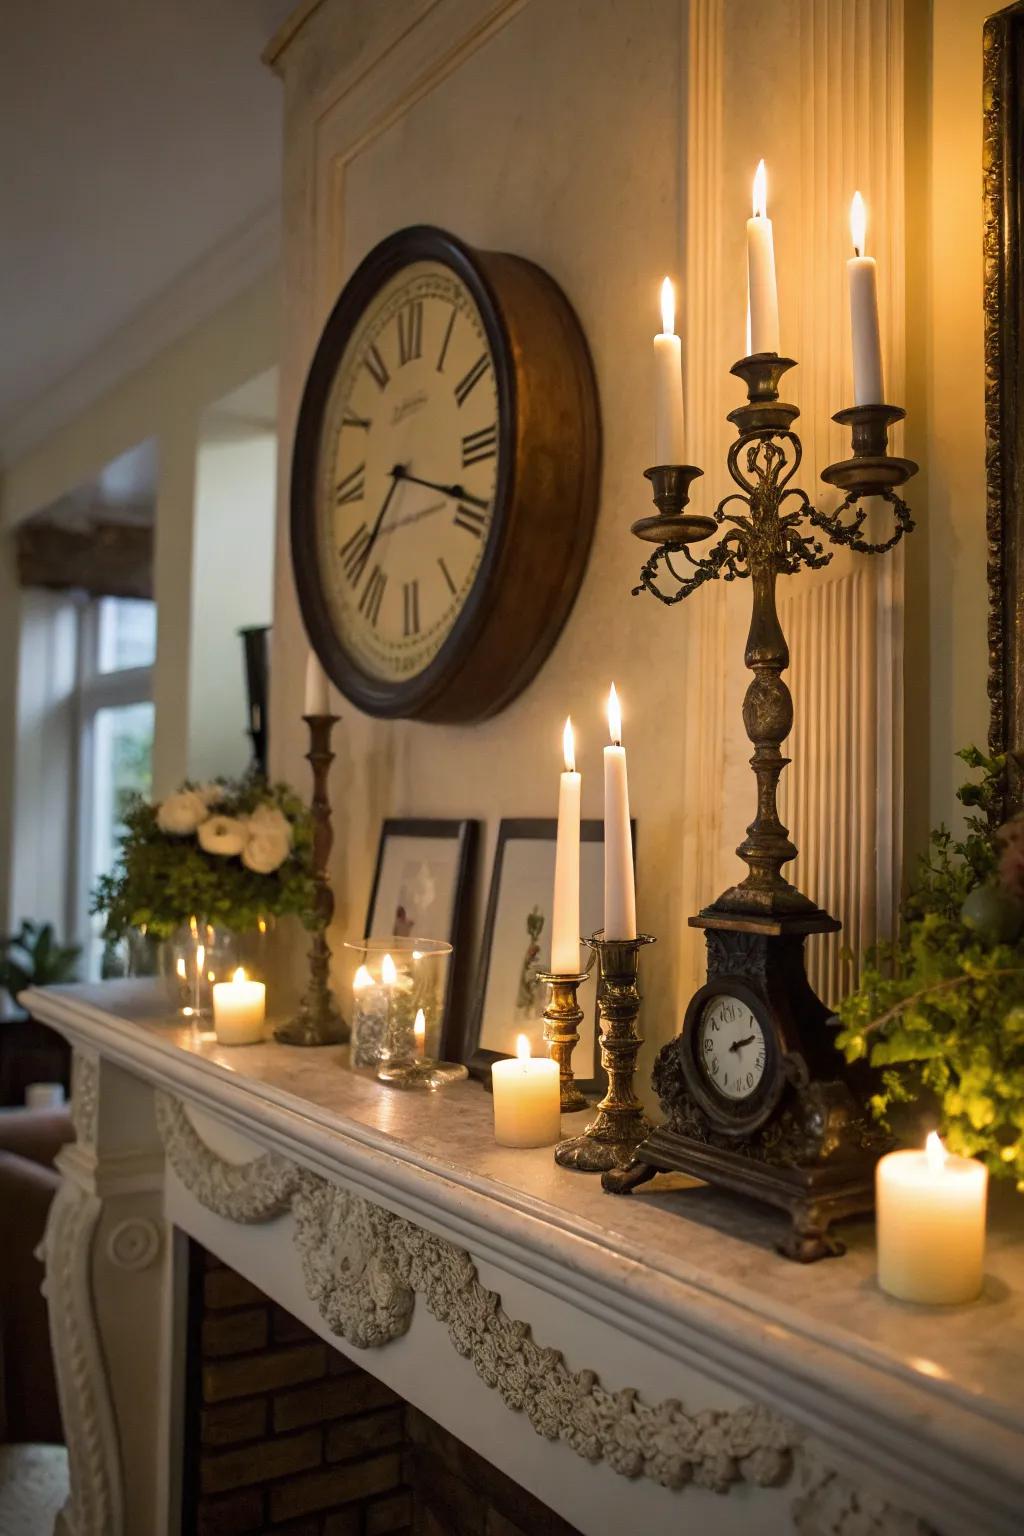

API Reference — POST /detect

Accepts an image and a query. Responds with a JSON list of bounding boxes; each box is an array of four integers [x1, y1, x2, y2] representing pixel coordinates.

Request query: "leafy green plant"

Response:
[[0, 921, 81, 997], [837, 746, 1024, 1188], [92, 774, 315, 942]]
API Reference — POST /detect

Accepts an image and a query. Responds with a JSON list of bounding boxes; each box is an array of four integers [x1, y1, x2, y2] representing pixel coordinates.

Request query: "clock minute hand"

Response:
[[393, 466, 488, 510], [362, 468, 403, 564], [729, 1034, 756, 1053]]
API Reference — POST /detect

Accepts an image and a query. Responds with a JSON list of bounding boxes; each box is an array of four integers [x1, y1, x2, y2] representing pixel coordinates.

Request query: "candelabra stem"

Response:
[[539, 968, 592, 1113], [274, 715, 348, 1047], [555, 934, 654, 1172]]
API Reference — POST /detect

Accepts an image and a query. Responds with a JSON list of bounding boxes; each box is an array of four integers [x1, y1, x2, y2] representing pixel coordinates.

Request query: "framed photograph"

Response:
[[463, 817, 636, 1085], [365, 819, 477, 1054]]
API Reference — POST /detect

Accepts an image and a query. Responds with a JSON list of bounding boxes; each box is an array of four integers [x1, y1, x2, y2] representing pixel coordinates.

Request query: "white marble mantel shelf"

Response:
[[27, 979, 1024, 1536]]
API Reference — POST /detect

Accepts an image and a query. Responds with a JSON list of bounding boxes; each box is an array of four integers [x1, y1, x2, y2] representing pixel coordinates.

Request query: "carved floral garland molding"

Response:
[[154, 1091, 929, 1533]]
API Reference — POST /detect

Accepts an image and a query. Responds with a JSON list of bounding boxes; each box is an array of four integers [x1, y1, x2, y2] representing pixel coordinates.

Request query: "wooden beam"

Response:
[[14, 521, 153, 600]]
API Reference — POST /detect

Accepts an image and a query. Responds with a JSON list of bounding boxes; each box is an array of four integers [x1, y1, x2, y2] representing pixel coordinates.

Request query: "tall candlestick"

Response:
[[746, 159, 780, 355], [304, 649, 330, 716], [876, 1133, 988, 1304], [653, 277, 686, 464], [551, 717, 582, 973], [847, 191, 885, 406], [603, 685, 636, 940]]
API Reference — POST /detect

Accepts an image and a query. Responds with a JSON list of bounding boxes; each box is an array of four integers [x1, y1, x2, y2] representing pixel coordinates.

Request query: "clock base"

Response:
[[602, 1127, 877, 1263]]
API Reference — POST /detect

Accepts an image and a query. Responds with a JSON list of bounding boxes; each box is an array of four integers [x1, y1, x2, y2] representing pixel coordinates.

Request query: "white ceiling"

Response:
[[0, 0, 294, 455]]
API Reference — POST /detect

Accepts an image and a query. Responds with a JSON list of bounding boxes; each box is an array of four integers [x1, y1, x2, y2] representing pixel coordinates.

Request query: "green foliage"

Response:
[[92, 774, 315, 941], [0, 920, 81, 997], [836, 748, 1024, 1188]]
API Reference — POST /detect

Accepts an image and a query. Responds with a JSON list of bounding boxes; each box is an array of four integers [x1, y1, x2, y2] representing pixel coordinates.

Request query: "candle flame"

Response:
[[752, 158, 768, 220], [232, 966, 247, 985], [659, 276, 676, 336], [412, 949, 423, 961], [850, 191, 867, 258], [414, 1008, 426, 1040], [516, 1034, 531, 1063], [196, 944, 206, 972], [381, 952, 398, 986], [353, 964, 373, 991], [189, 914, 199, 940], [563, 716, 576, 773], [176, 957, 187, 980], [607, 683, 622, 747], [925, 1131, 947, 1171]]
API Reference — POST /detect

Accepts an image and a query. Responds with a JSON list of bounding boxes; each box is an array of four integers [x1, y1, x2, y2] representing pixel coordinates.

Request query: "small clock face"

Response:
[[318, 259, 499, 685], [697, 994, 767, 1101]]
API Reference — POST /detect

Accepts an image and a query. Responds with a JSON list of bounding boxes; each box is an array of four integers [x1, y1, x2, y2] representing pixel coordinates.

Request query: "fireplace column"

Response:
[[40, 1050, 171, 1536]]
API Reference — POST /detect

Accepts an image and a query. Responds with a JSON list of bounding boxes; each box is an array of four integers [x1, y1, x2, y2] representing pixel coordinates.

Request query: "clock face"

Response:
[[697, 994, 767, 1101], [317, 259, 500, 685]]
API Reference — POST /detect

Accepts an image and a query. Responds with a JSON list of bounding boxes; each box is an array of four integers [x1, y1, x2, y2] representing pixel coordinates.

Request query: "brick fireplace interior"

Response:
[[183, 1243, 583, 1536]]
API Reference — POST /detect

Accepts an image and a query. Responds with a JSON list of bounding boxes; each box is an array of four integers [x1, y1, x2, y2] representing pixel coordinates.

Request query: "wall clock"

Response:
[[291, 225, 601, 722]]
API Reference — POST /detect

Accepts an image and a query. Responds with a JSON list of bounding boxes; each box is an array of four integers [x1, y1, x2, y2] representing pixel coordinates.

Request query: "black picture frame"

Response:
[[984, 2, 1024, 811], [462, 817, 637, 1087], [364, 817, 478, 1061]]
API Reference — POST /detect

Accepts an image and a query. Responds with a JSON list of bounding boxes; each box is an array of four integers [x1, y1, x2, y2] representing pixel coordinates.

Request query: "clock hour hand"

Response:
[[729, 1034, 756, 1053], [361, 468, 403, 565], [393, 466, 489, 510]]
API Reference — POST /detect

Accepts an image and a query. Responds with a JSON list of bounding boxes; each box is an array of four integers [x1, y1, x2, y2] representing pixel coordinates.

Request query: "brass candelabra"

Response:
[[274, 714, 348, 1047], [539, 957, 594, 1112], [634, 355, 916, 922], [555, 934, 655, 1172]]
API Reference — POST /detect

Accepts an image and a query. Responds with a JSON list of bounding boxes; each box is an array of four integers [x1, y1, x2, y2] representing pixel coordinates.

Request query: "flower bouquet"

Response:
[[93, 775, 314, 1015]]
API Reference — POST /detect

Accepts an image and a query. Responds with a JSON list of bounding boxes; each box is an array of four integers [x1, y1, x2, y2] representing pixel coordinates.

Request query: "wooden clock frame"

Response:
[[291, 225, 601, 724]]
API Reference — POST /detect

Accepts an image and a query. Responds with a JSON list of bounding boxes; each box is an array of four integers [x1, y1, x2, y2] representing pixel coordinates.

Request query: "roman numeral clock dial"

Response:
[[290, 227, 600, 722]]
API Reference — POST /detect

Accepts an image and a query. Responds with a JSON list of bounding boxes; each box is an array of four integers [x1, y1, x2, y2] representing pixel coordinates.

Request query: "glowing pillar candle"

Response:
[[603, 685, 636, 940], [653, 277, 686, 464], [492, 1035, 561, 1147], [551, 717, 582, 974], [304, 649, 330, 716], [746, 159, 780, 355], [876, 1133, 989, 1304], [212, 967, 266, 1045], [848, 191, 885, 406]]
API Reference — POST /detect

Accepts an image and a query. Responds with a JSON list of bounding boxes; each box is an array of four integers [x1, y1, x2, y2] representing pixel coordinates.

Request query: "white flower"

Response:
[[197, 815, 247, 858], [247, 803, 293, 847], [242, 827, 291, 875], [156, 790, 210, 836], [197, 782, 225, 807]]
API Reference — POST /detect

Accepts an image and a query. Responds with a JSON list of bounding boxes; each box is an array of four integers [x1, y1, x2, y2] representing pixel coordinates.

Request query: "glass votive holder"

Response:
[[344, 937, 467, 1089]]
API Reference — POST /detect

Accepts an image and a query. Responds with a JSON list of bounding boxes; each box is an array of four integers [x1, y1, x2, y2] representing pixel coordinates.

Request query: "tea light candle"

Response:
[[492, 1035, 561, 1148], [876, 1133, 989, 1304], [212, 967, 266, 1045]]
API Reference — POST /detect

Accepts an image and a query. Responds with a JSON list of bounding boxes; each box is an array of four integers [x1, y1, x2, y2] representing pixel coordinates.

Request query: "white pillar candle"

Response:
[[746, 159, 780, 355], [876, 1133, 988, 1304], [551, 717, 582, 974], [847, 191, 885, 406], [492, 1035, 561, 1147], [653, 277, 686, 464], [212, 967, 266, 1045], [603, 684, 637, 940], [304, 649, 330, 716]]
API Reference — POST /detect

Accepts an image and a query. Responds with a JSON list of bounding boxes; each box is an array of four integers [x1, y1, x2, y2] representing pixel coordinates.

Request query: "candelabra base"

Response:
[[555, 1115, 653, 1173], [273, 1000, 348, 1048], [377, 1057, 468, 1090]]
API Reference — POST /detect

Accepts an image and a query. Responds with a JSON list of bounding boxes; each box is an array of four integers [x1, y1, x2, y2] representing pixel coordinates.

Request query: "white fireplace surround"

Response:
[[25, 980, 1024, 1536]]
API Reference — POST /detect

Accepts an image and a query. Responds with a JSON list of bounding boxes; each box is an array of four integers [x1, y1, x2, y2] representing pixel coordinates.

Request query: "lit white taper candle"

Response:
[[603, 685, 636, 940], [746, 159, 780, 355], [551, 717, 582, 974], [847, 191, 885, 406], [304, 649, 330, 716], [653, 277, 686, 464]]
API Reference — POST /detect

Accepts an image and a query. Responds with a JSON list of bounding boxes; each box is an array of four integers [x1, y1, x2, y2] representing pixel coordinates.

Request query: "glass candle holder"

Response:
[[344, 937, 467, 1089], [160, 920, 239, 1020]]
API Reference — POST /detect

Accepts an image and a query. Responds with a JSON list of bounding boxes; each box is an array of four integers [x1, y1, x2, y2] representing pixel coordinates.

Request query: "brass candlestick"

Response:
[[555, 933, 655, 1172], [274, 714, 348, 1047], [539, 960, 594, 1113]]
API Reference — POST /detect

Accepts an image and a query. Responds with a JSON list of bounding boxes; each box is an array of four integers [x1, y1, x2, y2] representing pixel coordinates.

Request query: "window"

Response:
[[74, 598, 156, 976]]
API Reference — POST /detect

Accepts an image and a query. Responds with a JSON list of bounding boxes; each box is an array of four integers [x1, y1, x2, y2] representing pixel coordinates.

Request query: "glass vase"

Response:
[[344, 937, 465, 1087], [159, 920, 239, 1020]]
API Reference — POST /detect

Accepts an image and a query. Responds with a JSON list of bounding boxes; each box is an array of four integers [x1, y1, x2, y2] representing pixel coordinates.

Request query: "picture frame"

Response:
[[364, 818, 478, 1057], [462, 817, 637, 1086]]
